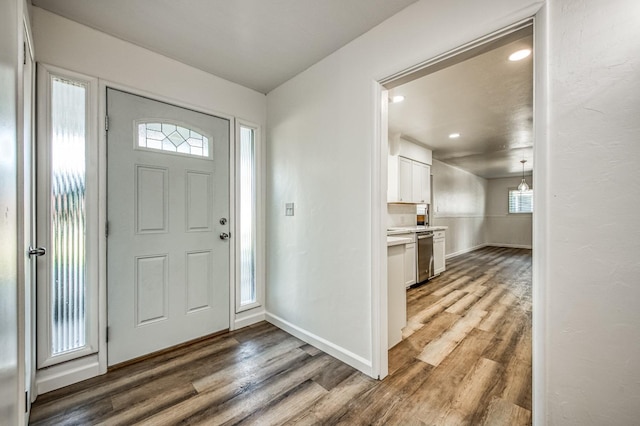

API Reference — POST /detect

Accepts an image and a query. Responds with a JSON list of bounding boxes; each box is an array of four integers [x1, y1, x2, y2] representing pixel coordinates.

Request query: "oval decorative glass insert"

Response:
[[137, 122, 210, 158]]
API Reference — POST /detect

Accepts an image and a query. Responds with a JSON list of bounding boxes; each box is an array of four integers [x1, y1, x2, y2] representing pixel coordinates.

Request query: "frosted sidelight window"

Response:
[[50, 77, 87, 354], [239, 126, 256, 306], [137, 122, 210, 158]]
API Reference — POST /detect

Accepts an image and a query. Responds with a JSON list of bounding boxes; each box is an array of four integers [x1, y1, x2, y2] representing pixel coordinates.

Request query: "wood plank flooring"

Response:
[[30, 246, 532, 425]]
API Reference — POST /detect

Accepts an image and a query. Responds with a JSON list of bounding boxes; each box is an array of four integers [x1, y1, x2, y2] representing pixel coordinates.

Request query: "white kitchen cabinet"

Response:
[[393, 232, 416, 287], [387, 243, 407, 349], [388, 155, 430, 203], [433, 230, 446, 275], [404, 242, 416, 287], [412, 161, 430, 204], [397, 156, 413, 202]]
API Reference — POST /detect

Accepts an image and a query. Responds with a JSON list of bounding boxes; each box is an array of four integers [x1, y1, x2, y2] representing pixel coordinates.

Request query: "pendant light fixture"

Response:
[[518, 159, 529, 191]]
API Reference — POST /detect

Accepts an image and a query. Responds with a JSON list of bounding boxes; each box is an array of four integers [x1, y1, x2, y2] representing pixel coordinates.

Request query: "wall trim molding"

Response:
[[446, 243, 532, 260], [35, 355, 100, 395], [233, 310, 266, 330], [445, 243, 489, 259], [266, 312, 373, 377], [433, 215, 485, 219], [486, 243, 532, 249]]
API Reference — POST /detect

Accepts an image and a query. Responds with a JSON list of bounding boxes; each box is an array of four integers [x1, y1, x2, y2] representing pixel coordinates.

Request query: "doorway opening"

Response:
[[378, 19, 535, 422]]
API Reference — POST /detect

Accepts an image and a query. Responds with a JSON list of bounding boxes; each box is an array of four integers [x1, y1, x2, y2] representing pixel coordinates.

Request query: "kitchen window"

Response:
[[509, 188, 533, 213]]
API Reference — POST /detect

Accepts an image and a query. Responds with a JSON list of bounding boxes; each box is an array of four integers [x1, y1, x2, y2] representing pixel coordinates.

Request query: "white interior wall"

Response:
[[431, 159, 488, 257], [266, 0, 543, 374], [387, 204, 417, 228], [395, 138, 432, 165], [545, 0, 640, 423], [486, 176, 532, 248]]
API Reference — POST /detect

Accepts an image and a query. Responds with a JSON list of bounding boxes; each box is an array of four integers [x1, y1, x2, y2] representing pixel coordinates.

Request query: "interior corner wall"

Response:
[[486, 176, 532, 248], [266, 0, 543, 374], [0, 0, 19, 423], [431, 160, 488, 257], [545, 0, 640, 423]]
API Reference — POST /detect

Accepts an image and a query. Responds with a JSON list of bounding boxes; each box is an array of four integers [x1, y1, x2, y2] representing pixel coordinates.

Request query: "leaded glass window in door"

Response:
[[137, 122, 210, 158]]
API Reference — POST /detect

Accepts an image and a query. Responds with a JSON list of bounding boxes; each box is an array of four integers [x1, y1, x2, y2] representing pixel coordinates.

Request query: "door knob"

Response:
[[28, 246, 46, 257], [219, 232, 230, 241]]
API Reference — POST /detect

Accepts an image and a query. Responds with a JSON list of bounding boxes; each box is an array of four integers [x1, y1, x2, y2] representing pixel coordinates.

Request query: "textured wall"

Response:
[[486, 176, 532, 248], [431, 159, 488, 256], [545, 0, 640, 423]]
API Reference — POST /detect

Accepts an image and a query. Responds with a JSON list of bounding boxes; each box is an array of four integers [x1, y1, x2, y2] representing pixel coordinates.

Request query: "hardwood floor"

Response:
[[30, 246, 531, 425]]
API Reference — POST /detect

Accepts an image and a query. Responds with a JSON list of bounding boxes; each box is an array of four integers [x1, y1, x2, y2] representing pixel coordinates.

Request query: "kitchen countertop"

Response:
[[387, 236, 414, 247], [387, 225, 448, 235]]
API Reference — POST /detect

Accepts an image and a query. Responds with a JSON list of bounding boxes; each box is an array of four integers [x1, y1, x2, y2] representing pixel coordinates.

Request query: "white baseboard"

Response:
[[266, 312, 373, 377], [234, 309, 266, 330], [486, 243, 532, 249], [446, 243, 489, 259], [35, 355, 101, 395]]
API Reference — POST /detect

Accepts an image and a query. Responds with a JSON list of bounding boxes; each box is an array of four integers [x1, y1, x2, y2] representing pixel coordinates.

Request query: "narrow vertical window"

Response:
[[38, 65, 97, 368], [239, 125, 257, 307], [50, 77, 87, 354]]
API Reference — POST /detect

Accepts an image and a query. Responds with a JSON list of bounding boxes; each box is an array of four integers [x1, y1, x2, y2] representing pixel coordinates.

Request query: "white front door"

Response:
[[107, 89, 230, 366]]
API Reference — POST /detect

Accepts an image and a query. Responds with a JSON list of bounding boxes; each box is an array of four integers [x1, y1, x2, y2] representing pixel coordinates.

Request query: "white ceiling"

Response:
[[388, 33, 534, 179], [32, 0, 419, 94]]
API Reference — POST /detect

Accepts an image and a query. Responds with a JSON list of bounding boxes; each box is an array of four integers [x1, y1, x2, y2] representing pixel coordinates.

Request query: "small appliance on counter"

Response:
[[416, 204, 428, 226]]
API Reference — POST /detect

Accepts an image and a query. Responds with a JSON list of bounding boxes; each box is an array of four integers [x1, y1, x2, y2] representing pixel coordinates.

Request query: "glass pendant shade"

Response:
[[518, 159, 529, 191], [518, 179, 529, 191]]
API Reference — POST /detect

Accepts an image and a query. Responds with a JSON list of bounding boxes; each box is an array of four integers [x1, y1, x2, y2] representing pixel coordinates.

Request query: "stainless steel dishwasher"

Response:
[[417, 231, 434, 283]]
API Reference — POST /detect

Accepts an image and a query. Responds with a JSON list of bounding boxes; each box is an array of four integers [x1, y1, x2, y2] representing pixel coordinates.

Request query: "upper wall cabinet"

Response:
[[411, 161, 430, 204], [388, 155, 431, 204]]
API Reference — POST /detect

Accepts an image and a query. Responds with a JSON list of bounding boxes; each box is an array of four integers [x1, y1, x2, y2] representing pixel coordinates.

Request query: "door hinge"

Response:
[[106, 326, 110, 343], [105, 221, 109, 238], [25, 391, 28, 412], [23, 42, 26, 65], [105, 115, 109, 132]]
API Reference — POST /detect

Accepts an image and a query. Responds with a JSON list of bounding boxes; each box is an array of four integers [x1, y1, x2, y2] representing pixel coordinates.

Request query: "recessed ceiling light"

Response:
[[509, 49, 531, 61], [391, 95, 405, 103], [449, 133, 460, 139]]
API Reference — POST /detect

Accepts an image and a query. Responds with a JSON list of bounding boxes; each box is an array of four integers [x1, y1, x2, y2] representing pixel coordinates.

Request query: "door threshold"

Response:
[[107, 328, 230, 372]]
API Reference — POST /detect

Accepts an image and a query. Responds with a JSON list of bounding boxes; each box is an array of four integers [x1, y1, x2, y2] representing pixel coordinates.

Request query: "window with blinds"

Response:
[[509, 189, 533, 213]]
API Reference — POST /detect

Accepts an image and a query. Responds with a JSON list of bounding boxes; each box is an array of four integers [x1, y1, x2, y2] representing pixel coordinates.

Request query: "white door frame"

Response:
[[34, 63, 100, 395], [97, 80, 237, 372], [18, 8, 35, 424], [370, 19, 546, 425]]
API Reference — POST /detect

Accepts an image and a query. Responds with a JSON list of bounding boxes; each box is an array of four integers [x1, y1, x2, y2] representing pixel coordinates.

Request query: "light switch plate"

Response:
[[285, 202, 294, 216]]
